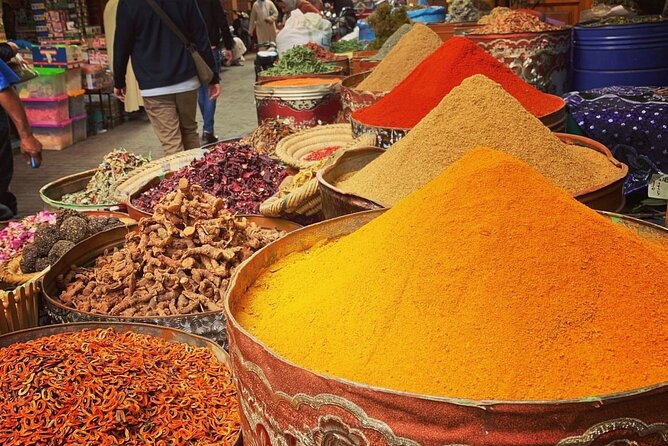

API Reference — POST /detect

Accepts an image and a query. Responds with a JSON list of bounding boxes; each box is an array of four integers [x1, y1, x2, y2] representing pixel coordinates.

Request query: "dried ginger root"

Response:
[[56, 180, 286, 317]]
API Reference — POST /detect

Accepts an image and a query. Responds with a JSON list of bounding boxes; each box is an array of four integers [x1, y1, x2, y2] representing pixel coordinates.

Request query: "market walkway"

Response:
[[12, 59, 259, 216]]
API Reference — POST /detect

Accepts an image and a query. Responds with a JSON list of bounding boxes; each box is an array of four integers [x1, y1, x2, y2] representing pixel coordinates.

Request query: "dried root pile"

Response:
[[57, 179, 284, 317]]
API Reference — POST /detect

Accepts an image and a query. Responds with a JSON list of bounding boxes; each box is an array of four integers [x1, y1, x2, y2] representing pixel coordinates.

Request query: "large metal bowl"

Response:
[[340, 71, 388, 122], [39, 169, 126, 212], [225, 209, 667, 446], [41, 217, 301, 347], [318, 135, 627, 217], [0, 322, 242, 445]]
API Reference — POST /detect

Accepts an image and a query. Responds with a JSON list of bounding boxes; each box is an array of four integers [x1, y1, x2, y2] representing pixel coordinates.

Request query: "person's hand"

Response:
[[20, 134, 42, 167], [10, 39, 33, 50], [223, 49, 233, 65], [208, 84, 221, 101], [113, 87, 126, 102], [6, 42, 19, 56]]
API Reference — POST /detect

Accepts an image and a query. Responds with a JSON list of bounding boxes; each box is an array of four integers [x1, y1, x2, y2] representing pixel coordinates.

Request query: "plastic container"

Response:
[[65, 67, 82, 92], [225, 210, 667, 446], [32, 118, 74, 151], [16, 67, 67, 98], [22, 94, 70, 124], [71, 114, 87, 143], [407, 6, 446, 24], [572, 20, 668, 90], [68, 89, 85, 118]]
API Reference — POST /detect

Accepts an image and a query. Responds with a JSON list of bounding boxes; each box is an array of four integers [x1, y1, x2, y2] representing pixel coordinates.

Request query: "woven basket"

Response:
[[0, 277, 42, 335], [262, 134, 377, 223], [275, 124, 355, 170], [111, 149, 206, 204]]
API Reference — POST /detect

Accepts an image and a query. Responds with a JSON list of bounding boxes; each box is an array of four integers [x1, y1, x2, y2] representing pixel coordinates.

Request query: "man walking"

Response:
[[113, 0, 220, 155], [197, 0, 235, 144]]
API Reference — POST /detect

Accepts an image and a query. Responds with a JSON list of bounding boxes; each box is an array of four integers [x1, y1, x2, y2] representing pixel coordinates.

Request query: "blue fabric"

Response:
[[564, 86, 668, 195], [407, 6, 446, 23], [0, 59, 20, 91], [198, 50, 221, 134]]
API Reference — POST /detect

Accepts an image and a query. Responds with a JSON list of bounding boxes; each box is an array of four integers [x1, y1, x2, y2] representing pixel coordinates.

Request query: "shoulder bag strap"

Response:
[[144, 0, 194, 49]]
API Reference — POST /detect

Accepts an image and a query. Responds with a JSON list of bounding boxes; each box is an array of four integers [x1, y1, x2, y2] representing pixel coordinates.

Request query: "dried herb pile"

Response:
[[0, 328, 240, 445], [330, 39, 366, 53], [61, 149, 149, 206], [241, 118, 299, 158], [58, 180, 285, 317], [133, 142, 287, 215], [263, 45, 336, 76], [472, 7, 561, 34], [20, 210, 123, 274], [367, 3, 410, 49]]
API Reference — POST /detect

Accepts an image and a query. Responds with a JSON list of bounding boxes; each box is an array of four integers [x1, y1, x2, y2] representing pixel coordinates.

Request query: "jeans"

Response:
[[198, 49, 221, 135], [0, 106, 16, 217]]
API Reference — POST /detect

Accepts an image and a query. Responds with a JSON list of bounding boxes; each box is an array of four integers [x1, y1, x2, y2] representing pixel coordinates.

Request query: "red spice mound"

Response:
[[352, 37, 564, 128]]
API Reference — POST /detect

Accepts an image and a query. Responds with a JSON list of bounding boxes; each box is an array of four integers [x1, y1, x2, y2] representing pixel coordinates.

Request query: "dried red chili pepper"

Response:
[[0, 328, 240, 445]]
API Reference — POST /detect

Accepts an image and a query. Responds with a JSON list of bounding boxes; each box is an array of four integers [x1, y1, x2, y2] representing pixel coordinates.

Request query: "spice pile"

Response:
[[582, 15, 665, 26], [263, 45, 336, 76], [447, 0, 491, 23], [353, 37, 563, 128], [61, 149, 149, 206], [236, 147, 668, 401], [0, 328, 240, 444], [472, 7, 561, 33], [304, 43, 337, 61], [303, 146, 341, 161], [342, 75, 623, 205], [241, 118, 299, 157], [133, 142, 287, 215], [59, 180, 285, 317], [0, 211, 56, 262], [356, 24, 442, 92], [20, 210, 123, 274]]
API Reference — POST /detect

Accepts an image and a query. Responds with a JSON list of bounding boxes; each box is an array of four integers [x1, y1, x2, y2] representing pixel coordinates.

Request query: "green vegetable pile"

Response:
[[263, 46, 336, 76], [367, 4, 410, 50], [331, 39, 367, 53]]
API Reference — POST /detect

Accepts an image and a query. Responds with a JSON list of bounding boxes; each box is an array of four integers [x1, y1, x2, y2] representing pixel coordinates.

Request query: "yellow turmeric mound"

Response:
[[234, 148, 668, 401]]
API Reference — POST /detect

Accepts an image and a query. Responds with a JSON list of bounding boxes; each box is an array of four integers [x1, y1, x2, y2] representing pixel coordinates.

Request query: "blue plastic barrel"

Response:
[[572, 20, 668, 90]]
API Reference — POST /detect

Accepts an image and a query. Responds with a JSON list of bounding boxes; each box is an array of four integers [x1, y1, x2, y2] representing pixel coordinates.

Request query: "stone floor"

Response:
[[12, 58, 259, 216]]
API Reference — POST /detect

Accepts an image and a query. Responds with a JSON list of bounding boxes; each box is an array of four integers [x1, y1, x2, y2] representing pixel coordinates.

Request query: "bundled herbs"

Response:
[[20, 210, 123, 273], [0, 211, 56, 262], [133, 142, 288, 214], [367, 3, 410, 50], [263, 45, 336, 76], [58, 180, 286, 317], [61, 149, 149, 206], [241, 118, 299, 158], [331, 39, 367, 53]]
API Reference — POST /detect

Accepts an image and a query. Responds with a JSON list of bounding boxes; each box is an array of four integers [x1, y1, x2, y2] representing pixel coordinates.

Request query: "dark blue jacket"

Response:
[[113, 0, 219, 90]]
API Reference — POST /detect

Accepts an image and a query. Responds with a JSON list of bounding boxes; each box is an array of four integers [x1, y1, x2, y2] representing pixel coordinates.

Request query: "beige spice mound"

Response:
[[339, 75, 626, 206], [356, 23, 442, 92]]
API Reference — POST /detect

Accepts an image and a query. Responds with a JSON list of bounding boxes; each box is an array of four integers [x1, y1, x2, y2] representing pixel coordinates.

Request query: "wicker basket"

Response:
[[111, 149, 206, 204], [264, 132, 376, 223], [1, 278, 42, 335], [275, 124, 355, 169]]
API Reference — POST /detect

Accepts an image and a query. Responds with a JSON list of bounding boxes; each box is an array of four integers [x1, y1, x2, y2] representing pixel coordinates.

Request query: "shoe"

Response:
[[202, 132, 218, 145]]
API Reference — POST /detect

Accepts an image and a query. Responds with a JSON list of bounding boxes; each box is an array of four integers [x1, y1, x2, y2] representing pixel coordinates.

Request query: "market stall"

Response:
[[1, 2, 667, 444]]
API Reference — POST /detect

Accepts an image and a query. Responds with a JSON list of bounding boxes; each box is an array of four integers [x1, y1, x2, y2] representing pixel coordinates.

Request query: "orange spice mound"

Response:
[[236, 147, 668, 401]]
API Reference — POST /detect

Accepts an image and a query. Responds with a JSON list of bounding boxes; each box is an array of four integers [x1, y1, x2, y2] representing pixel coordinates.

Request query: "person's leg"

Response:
[[175, 89, 200, 150], [142, 94, 185, 155], [0, 107, 16, 217], [199, 50, 221, 139]]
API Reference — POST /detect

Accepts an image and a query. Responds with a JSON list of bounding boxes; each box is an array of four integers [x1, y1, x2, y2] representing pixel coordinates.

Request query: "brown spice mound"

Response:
[[356, 23, 442, 92], [339, 75, 625, 206], [57, 179, 285, 317]]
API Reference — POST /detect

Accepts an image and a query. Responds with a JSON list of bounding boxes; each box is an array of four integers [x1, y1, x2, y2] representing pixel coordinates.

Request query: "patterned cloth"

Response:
[[564, 86, 668, 195]]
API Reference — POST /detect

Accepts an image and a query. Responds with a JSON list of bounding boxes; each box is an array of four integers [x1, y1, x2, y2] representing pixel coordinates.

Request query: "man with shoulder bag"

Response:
[[113, 0, 220, 155]]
